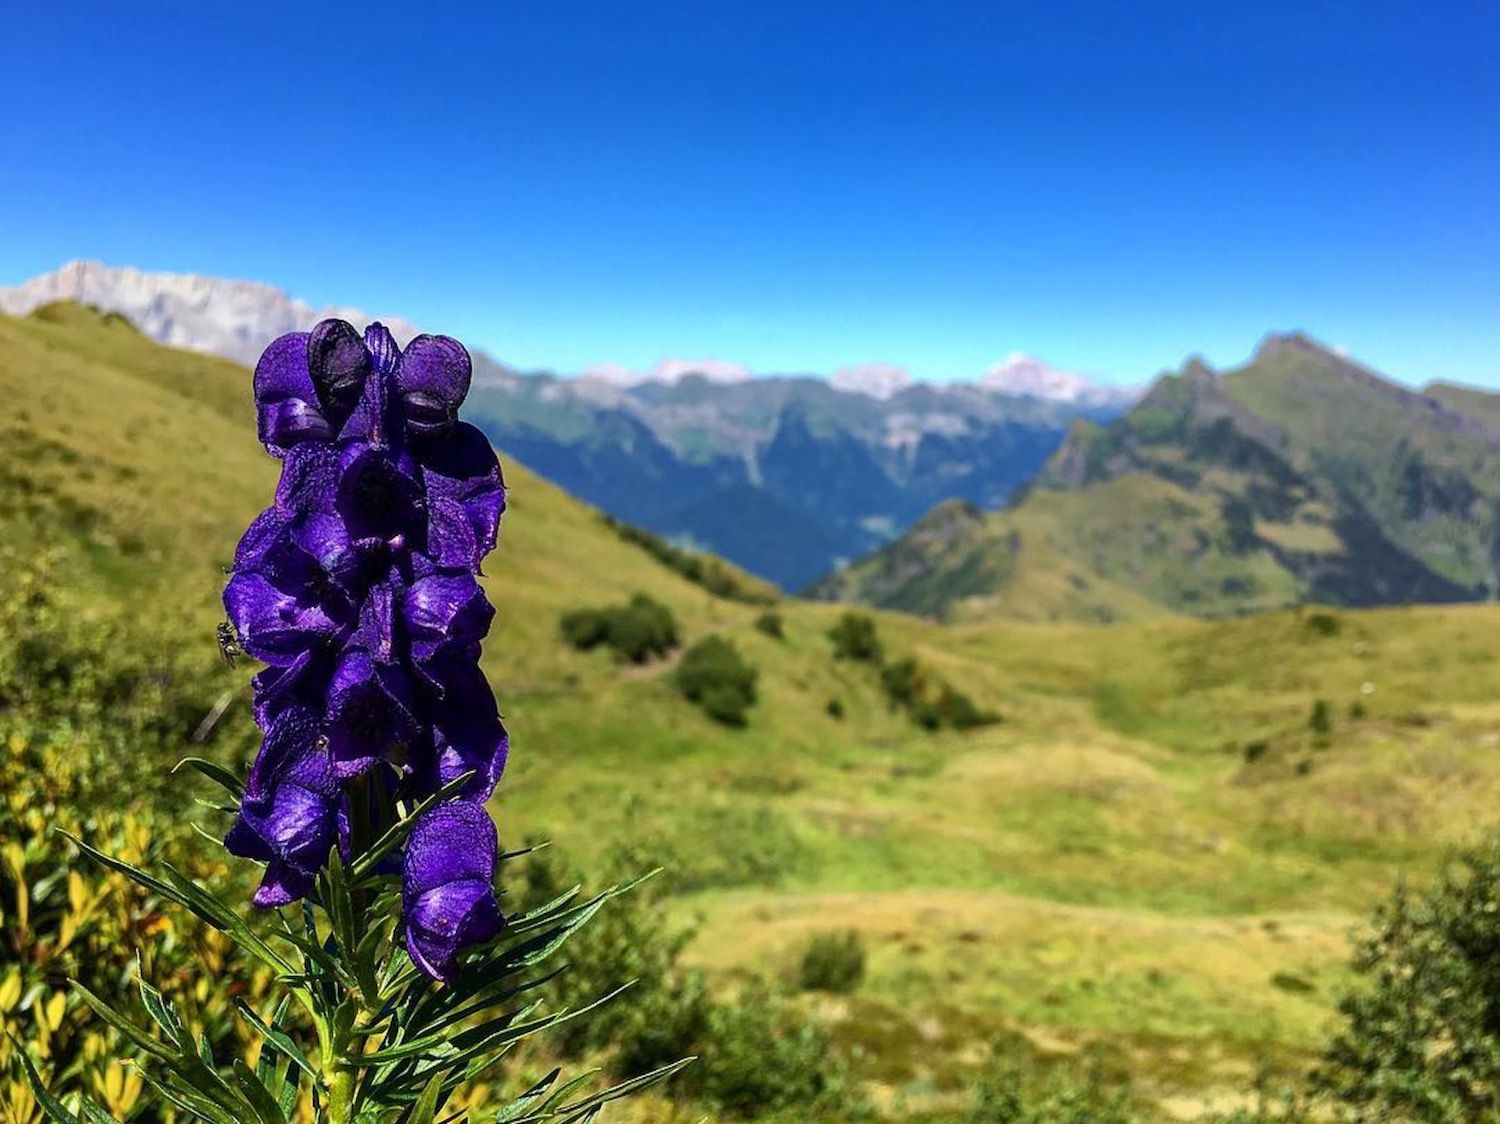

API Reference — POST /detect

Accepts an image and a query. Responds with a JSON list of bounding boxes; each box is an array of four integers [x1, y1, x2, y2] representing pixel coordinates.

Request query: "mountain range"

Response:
[[0, 262, 1134, 588], [812, 333, 1500, 621]]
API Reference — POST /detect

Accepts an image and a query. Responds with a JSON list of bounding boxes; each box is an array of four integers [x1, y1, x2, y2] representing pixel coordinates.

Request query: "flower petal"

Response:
[[403, 574, 492, 664], [307, 318, 371, 419], [335, 445, 425, 543], [403, 800, 498, 893], [402, 801, 502, 980], [223, 572, 339, 666], [325, 650, 419, 779], [254, 332, 330, 455], [397, 335, 471, 437], [418, 423, 505, 563]]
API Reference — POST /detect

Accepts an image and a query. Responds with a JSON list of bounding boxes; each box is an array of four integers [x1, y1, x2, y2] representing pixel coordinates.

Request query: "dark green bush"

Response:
[[825, 697, 845, 720], [688, 981, 866, 1120], [828, 612, 882, 663], [754, 610, 785, 639], [880, 656, 921, 707], [798, 930, 866, 993], [1309, 698, 1332, 737], [676, 636, 758, 726], [1314, 832, 1500, 1122], [559, 592, 679, 663], [880, 655, 999, 732], [1304, 610, 1341, 636]]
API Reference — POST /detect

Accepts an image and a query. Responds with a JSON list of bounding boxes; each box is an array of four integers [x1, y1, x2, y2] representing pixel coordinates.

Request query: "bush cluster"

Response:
[[1314, 832, 1500, 1122], [560, 592, 680, 663], [826, 614, 998, 731], [600, 515, 776, 605], [880, 656, 1000, 731], [798, 930, 866, 993], [828, 612, 883, 663], [676, 636, 758, 726], [754, 610, 784, 639]]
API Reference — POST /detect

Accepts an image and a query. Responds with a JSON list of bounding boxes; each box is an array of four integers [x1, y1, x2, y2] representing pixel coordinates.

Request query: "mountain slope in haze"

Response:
[[462, 372, 1126, 589], [814, 334, 1500, 621], [2, 262, 1133, 590]]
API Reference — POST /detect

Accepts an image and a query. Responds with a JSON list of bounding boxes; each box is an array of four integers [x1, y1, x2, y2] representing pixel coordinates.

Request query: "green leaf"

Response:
[[64, 833, 292, 974], [173, 755, 246, 797], [135, 1067, 242, 1124], [232, 1058, 290, 1124], [553, 1057, 696, 1119], [235, 998, 319, 1083], [404, 1071, 447, 1124], [6, 1036, 86, 1123], [72, 984, 174, 1063], [135, 961, 187, 1044]]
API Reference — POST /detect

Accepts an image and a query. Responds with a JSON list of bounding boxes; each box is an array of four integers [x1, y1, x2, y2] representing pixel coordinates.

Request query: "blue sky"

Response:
[[2, 1, 1497, 387]]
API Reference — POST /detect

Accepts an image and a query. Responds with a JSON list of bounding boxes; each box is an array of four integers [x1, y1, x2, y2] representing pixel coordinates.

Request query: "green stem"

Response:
[[327, 1064, 356, 1124]]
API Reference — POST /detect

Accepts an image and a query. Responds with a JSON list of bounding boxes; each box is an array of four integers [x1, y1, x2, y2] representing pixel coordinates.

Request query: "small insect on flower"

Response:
[[216, 621, 242, 667]]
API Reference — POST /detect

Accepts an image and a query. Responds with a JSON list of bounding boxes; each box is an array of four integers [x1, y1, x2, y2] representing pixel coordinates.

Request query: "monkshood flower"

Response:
[[224, 318, 509, 979], [24, 319, 691, 1124]]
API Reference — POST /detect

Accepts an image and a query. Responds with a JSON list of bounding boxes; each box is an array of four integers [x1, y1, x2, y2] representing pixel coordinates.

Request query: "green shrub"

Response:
[[798, 930, 866, 993], [880, 656, 921, 707], [828, 612, 882, 663], [1309, 698, 1332, 737], [880, 655, 1000, 732], [1314, 831, 1500, 1122], [559, 592, 679, 663], [825, 697, 845, 720], [676, 636, 758, 726], [1304, 610, 1341, 636], [688, 980, 866, 1120], [754, 610, 785, 639]]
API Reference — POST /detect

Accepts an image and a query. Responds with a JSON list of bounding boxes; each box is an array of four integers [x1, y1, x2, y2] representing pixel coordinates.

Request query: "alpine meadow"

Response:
[[4, 6, 1500, 1117], [3, 300, 1499, 1121]]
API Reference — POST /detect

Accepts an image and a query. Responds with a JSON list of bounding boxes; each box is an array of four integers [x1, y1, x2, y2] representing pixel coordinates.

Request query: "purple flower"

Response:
[[227, 318, 510, 979], [402, 801, 502, 982], [225, 707, 341, 907]]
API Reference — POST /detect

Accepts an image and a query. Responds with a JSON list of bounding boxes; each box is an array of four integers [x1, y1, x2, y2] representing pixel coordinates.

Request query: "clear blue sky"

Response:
[[2, 1, 1497, 387]]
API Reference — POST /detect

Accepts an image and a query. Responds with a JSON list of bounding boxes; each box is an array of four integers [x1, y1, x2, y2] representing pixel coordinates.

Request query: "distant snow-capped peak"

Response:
[[979, 352, 1132, 405], [829, 362, 914, 400], [579, 357, 753, 386]]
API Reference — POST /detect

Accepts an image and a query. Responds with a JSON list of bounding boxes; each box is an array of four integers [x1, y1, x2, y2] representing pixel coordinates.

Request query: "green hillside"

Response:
[[4, 306, 1500, 1120], [815, 334, 1500, 622]]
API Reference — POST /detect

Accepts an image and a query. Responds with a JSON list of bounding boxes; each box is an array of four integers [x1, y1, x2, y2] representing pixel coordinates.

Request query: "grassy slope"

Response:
[[1222, 352, 1500, 591], [5, 306, 1500, 1118], [1429, 380, 1500, 430]]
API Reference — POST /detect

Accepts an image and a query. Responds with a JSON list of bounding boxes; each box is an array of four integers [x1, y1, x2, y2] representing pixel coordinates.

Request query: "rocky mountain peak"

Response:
[[0, 260, 421, 368]]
